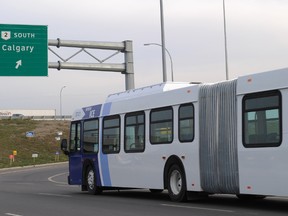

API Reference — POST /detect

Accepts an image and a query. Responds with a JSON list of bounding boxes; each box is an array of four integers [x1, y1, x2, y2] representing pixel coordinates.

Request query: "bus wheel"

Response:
[[167, 164, 187, 202], [86, 166, 102, 195]]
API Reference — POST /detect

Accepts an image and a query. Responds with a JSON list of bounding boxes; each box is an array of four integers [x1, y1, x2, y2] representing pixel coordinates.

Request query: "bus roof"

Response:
[[237, 67, 288, 95], [71, 67, 288, 121], [105, 82, 194, 103]]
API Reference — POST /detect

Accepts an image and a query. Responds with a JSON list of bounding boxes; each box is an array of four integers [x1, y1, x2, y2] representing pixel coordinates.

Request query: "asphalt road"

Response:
[[0, 163, 288, 216]]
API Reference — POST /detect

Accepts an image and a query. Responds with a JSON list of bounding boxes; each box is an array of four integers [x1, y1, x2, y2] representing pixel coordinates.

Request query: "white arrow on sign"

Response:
[[15, 60, 22, 69]]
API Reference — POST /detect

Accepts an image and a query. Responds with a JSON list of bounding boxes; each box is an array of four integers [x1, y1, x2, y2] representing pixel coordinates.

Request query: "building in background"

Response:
[[0, 109, 56, 117]]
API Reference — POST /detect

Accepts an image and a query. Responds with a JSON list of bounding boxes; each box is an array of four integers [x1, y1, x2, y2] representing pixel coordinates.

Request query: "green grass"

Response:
[[0, 119, 70, 168]]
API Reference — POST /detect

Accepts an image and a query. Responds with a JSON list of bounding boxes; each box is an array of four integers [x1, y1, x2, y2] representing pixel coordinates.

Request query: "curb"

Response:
[[0, 161, 68, 172]]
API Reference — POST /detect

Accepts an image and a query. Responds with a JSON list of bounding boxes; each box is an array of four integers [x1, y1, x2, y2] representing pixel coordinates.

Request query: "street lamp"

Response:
[[160, 0, 167, 82], [144, 43, 174, 81], [60, 86, 66, 119], [223, 0, 229, 80]]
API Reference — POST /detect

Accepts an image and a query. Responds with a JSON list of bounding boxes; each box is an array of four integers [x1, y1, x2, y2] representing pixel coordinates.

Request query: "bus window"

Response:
[[243, 90, 282, 147], [83, 119, 99, 153], [179, 103, 194, 142], [150, 107, 173, 144], [125, 111, 145, 152], [70, 122, 81, 152], [102, 115, 120, 154]]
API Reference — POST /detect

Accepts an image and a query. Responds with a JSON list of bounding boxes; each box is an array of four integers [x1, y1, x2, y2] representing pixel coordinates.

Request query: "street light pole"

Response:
[[223, 0, 229, 80], [60, 86, 66, 119], [144, 43, 174, 81], [160, 0, 167, 82]]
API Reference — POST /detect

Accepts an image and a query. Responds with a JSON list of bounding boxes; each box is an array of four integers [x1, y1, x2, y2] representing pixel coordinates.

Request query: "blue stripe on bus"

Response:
[[100, 154, 112, 186], [102, 102, 112, 116], [100, 102, 112, 186], [94, 155, 102, 187]]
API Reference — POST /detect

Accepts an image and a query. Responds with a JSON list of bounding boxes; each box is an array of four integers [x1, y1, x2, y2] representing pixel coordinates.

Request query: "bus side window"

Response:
[[83, 119, 99, 154], [243, 90, 282, 147], [102, 115, 121, 154], [179, 103, 194, 142], [124, 111, 145, 152], [150, 106, 173, 144], [70, 122, 81, 152]]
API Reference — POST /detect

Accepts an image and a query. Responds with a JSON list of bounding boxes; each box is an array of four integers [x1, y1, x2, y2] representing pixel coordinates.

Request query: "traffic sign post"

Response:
[[0, 24, 48, 76]]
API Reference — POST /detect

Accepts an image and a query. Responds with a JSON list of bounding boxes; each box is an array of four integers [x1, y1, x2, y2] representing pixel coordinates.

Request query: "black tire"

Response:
[[86, 166, 102, 195], [167, 164, 187, 202]]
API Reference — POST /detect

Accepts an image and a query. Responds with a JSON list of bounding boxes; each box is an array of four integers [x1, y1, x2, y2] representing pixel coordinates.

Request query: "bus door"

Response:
[[68, 121, 82, 185]]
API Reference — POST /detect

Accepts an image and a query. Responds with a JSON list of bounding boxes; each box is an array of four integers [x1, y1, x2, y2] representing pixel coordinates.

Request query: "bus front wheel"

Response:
[[167, 164, 187, 202], [86, 166, 102, 195]]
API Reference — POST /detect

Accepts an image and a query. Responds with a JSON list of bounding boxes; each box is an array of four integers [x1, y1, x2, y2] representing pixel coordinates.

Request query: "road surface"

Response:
[[0, 163, 288, 216]]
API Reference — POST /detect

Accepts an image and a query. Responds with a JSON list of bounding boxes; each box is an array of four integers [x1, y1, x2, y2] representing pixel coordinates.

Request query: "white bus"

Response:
[[61, 68, 288, 202]]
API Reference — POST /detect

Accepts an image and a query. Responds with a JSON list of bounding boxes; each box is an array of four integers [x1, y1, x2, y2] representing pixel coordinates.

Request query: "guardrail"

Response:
[[0, 115, 72, 121]]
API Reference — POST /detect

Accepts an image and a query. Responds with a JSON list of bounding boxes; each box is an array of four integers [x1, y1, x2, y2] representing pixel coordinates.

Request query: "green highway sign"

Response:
[[0, 24, 48, 76]]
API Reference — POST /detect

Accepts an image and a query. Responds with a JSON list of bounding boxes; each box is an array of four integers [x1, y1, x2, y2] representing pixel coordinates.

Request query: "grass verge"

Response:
[[0, 119, 70, 168]]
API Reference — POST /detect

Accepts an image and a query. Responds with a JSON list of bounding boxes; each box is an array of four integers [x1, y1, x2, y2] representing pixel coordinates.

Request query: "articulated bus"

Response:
[[61, 68, 288, 202]]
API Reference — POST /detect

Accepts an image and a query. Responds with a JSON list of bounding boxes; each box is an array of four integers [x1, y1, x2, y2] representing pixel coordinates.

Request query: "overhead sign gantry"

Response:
[[0, 24, 134, 90], [48, 39, 134, 90]]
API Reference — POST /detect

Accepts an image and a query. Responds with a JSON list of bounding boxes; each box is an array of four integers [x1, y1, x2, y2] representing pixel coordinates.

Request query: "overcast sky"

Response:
[[1, 0, 288, 114]]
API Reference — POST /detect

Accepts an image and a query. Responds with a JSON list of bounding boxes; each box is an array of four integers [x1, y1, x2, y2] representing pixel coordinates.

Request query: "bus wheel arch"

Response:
[[82, 160, 102, 195], [82, 159, 92, 191], [164, 155, 187, 202]]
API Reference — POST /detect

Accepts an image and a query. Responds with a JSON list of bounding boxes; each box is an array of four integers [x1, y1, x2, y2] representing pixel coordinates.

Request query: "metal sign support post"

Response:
[[48, 39, 135, 90]]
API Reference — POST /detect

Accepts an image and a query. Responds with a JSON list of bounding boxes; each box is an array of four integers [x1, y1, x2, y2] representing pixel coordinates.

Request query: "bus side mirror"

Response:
[[61, 139, 69, 155]]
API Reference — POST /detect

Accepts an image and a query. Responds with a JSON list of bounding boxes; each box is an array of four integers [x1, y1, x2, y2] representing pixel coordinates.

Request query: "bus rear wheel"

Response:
[[86, 166, 102, 195], [167, 164, 187, 202]]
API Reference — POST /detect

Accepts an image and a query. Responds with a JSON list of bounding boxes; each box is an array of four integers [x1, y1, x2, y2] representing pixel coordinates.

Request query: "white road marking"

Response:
[[47, 172, 68, 184], [5, 213, 23, 216], [161, 203, 234, 213], [38, 192, 72, 198], [54, 184, 79, 188]]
